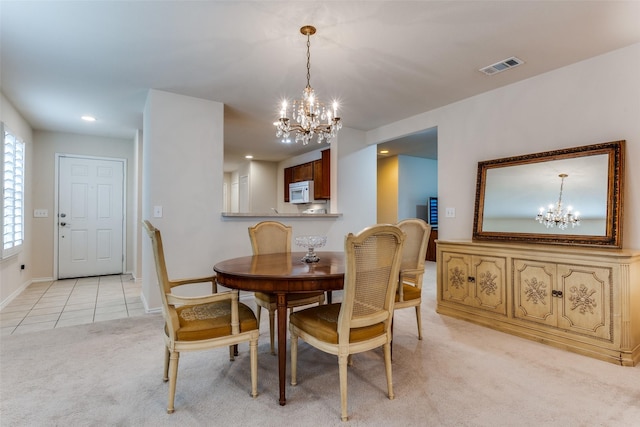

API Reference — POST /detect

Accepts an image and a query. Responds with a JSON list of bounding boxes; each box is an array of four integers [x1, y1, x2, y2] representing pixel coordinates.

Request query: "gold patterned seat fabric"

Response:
[[289, 224, 405, 421], [174, 301, 258, 341], [143, 220, 259, 414]]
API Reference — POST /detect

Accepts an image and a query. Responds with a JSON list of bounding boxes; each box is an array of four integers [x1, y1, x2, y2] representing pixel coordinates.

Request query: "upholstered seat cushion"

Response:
[[172, 301, 258, 341], [396, 283, 421, 302], [254, 291, 325, 305], [290, 303, 385, 344]]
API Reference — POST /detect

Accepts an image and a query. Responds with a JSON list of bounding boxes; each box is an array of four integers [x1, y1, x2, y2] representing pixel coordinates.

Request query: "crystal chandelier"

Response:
[[535, 173, 581, 230], [275, 25, 342, 145]]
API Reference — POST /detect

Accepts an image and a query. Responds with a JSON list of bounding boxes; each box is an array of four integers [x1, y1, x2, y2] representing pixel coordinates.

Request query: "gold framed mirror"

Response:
[[473, 140, 624, 247]]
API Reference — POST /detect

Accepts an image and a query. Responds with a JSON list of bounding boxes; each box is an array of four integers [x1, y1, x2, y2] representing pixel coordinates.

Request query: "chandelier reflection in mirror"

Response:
[[535, 173, 581, 230], [275, 26, 342, 145]]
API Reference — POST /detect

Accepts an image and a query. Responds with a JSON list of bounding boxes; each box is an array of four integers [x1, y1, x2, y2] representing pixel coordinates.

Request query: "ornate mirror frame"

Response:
[[473, 140, 625, 248]]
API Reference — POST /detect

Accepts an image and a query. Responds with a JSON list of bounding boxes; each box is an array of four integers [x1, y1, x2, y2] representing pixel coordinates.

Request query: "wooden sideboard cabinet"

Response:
[[440, 251, 507, 315], [437, 240, 640, 366]]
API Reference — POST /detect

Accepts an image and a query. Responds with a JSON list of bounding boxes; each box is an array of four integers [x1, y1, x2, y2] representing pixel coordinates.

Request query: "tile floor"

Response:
[[0, 274, 145, 337]]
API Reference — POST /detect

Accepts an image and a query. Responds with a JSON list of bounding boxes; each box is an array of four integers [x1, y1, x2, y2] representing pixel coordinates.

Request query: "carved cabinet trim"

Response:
[[437, 240, 640, 366]]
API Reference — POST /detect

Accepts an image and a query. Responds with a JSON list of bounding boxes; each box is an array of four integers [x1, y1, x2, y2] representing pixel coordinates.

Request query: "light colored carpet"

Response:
[[2, 265, 639, 426]]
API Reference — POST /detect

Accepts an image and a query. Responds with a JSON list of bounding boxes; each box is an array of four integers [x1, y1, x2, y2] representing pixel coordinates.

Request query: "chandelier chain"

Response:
[[306, 34, 311, 89]]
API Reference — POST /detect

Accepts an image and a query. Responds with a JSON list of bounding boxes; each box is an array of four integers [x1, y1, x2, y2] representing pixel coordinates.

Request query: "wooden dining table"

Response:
[[213, 251, 345, 405]]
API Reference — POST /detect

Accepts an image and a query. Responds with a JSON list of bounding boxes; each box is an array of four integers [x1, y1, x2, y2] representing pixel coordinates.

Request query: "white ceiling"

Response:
[[3, 1, 640, 167]]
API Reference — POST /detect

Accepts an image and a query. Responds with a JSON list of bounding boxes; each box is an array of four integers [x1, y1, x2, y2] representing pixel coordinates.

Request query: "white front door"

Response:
[[57, 156, 124, 279]]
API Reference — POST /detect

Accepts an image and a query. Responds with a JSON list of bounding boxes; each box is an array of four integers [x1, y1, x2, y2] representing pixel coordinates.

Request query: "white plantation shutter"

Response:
[[2, 123, 25, 258]]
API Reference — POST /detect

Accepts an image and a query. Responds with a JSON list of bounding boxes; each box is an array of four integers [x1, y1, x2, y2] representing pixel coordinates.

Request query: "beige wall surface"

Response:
[[377, 156, 399, 224], [367, 42, 640, 249], [0, 93, 34, 304], [30, 131, 135, 280]]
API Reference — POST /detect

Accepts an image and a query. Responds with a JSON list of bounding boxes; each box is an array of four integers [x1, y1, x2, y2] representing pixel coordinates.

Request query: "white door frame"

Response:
[[54, 153, 127, 279]]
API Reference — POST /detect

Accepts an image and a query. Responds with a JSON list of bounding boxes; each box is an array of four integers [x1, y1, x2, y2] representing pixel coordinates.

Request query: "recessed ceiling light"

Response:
[[81, 115, 96, 122], [379, 150, 389, 154], [245, 155, 253, 159]]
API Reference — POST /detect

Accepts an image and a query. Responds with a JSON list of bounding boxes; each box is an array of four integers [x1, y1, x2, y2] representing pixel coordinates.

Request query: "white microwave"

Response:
[[289, 180, 314, 204]]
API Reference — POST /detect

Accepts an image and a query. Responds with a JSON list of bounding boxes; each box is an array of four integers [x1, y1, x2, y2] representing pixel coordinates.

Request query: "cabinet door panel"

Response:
[[473, 256, 506, 314], [293, 162, 313, 182], [514, 259, 556, 326], [442, 253, 472, 303], [557, 265, 612, 341]]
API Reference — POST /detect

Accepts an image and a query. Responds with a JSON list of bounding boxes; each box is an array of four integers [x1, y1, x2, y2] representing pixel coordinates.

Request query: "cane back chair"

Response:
[[289, 224, 405, 421], [249, 220, 325, 355], [395, 218, 431, 339], [143, 220, 259, 413]]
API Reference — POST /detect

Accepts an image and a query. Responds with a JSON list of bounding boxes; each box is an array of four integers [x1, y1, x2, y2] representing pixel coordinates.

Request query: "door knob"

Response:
[[60, 222, 67, 227]]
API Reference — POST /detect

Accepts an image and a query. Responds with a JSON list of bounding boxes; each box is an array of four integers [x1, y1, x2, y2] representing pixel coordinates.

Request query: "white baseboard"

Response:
[[0, 278, 34, 310], [140, 291, 162, 314]]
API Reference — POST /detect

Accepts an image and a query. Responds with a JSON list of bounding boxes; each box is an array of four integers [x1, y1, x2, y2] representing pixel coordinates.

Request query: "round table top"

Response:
[[213, 251, 345, 293]]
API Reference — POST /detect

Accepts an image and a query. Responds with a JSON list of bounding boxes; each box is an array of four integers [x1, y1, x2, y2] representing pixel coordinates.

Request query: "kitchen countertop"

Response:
[[221, 212, 342, 219]]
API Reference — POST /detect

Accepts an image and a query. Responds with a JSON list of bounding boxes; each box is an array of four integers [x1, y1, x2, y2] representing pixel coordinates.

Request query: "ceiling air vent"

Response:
[[479, 56, 524, 75]]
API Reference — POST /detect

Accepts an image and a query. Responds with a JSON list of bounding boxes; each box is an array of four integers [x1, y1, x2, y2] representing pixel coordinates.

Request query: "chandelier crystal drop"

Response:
[[275, 25, 342, 145], [535, 173, 581, 230]]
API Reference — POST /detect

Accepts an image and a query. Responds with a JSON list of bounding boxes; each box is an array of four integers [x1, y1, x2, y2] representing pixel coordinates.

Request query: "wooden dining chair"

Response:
[[395, 218, 431, 340], [143, 220, 259, 413], [248, 220, 325, 355], [289, 224, 405, 421]]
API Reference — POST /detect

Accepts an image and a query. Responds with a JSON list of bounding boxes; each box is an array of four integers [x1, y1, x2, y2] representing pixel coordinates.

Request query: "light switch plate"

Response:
[[34, 209, 49, 218], [153, 206, 163, 218], [445, 207, 456, 218]]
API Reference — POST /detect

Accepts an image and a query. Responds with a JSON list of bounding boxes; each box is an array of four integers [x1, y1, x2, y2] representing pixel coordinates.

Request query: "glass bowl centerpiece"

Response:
[[295, 235, 327, 263]]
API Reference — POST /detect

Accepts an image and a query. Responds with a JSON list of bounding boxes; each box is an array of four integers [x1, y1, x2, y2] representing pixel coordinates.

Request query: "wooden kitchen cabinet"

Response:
[[313, 149, 330, 199], [283, 149, 331, 202], [284, 167, 293, 202], [437, 240, 640, 366], [292, 162, 313, 182]]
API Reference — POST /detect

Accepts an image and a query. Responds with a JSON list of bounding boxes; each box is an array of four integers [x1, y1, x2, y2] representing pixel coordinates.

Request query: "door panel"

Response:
[[557, 264, 612, 341], [513, 259, 556, 326], [58, 156, 124, 279]]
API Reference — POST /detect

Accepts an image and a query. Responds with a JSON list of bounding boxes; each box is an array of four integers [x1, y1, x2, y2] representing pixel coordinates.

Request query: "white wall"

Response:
[[249, 160, 277, 213], [367, 43, 640, 249], [142, 90, 225, 309], [0, 93, 33, 306], [398, 155, 437, 221], [141, 91, 377, 311]]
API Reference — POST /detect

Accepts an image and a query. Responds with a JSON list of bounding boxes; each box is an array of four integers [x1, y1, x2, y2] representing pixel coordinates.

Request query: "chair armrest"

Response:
[[166, 289, 235, 306], [168, 275, 218, 293], [400, 268, 424, 279], [397, 268, 425, 300]]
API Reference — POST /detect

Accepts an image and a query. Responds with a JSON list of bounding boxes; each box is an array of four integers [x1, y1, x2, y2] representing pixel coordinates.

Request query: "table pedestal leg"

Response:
[[277, 292, 287, 405]]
